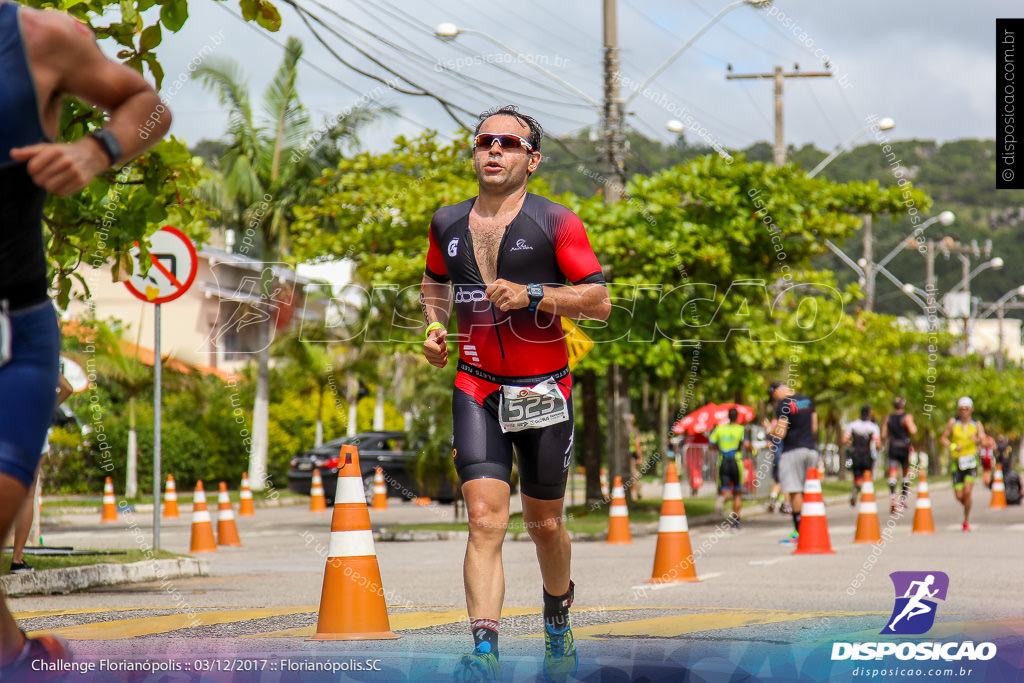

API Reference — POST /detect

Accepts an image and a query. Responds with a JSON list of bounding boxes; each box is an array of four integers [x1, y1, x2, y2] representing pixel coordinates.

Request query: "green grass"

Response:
[[3, 549, 183, 574], [381, 494, 766, 536], [42, 489, 302, 511]]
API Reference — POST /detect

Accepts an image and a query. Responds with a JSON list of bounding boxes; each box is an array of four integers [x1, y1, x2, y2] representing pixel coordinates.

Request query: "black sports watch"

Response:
[[88, 129, 122, 167], [526, 283, 544, 312]]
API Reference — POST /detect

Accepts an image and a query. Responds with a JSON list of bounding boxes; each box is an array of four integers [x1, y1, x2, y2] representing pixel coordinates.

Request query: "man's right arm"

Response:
[[940, 419, 954, 448], [421, 274, 452, 368]]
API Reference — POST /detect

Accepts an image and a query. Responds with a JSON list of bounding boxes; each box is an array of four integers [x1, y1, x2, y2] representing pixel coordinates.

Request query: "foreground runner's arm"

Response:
[[10, 10, 169, 195], [484, 279, 609, 320], [421, 273, 453, 368]]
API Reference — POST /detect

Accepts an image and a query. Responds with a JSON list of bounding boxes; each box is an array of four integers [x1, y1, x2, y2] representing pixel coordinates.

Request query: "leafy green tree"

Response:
[[192, 36, 389, 489], [17, 0, 281, 307]]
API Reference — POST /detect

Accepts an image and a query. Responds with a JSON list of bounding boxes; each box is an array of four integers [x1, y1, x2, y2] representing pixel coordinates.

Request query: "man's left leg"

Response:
[[522, 494, 575, 682]]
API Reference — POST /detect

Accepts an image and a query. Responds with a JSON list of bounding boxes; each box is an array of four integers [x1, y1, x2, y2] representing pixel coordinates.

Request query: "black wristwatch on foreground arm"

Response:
[[88, 129, 122, 167], [527, 283, 544, 312]]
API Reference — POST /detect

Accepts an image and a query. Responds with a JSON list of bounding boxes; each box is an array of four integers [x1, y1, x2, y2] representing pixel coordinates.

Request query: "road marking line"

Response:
[[28, 607, 317, 641], [13, 607, 148, 619], [242, 607, 541, 639], [556, 610, 848, 640]]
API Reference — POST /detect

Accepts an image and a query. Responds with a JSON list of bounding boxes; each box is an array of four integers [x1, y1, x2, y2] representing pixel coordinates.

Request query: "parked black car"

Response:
[[287, 431, 457, 504]]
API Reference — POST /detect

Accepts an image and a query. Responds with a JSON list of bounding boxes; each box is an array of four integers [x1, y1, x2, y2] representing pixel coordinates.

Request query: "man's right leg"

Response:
[[463, 478, 512, 623]]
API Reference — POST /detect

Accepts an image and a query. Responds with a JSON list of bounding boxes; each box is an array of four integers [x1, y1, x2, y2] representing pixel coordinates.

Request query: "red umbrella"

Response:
[[673, 402, 754, 435]]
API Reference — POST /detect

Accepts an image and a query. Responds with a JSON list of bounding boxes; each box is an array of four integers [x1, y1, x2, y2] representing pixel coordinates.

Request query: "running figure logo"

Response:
[[881, 571, 949, 635]]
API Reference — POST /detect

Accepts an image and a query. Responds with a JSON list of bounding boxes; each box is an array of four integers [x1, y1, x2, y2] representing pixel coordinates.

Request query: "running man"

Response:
[[887, 574, 939, 631], [881, 397, 917, 512], [0, 2, 170, 674], [842, 405, 880, 507], [421, 106, 609, 682], [767, 381, 818, 543], [940, 397, 986, 532], [709, 408, 749, 530]]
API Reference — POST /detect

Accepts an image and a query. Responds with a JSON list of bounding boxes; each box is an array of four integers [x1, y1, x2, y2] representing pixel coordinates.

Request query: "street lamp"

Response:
[[807, 117, 895, 178], [978, 284, 1024, 369], [433, 23, 600, 108], [875, 211, 955, 270], [625, 0, 772, 106], [950, 256, 1004, 294]]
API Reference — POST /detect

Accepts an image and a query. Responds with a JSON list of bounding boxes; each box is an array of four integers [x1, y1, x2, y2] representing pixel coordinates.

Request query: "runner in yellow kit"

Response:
[[709, 408, 749, 531], [939, 396, 986, 532]]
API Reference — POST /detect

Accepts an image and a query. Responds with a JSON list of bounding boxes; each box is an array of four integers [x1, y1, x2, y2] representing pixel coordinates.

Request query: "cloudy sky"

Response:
[[147, 0, 1006, 157]]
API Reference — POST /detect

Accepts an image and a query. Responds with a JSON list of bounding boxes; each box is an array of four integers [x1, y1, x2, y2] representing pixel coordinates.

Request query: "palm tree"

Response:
[[194, 37, 391, 489]]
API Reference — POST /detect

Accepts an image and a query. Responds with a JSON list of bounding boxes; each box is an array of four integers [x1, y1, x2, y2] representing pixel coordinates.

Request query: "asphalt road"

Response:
[[10, 482, 1024, 682]]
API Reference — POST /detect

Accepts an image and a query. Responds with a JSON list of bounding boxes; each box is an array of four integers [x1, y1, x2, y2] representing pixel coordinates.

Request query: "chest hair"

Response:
[[469, 221, 508, 284]]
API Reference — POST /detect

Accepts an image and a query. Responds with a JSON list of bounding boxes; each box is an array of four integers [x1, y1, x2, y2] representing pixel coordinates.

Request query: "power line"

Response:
[[282, 0, 476, 129], [312, 0, 595, 114], [211, 1, 438, 133]]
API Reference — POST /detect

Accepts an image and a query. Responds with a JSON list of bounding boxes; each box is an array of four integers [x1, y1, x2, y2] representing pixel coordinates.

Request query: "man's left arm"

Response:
[[11, 12, 169, 195], [485, 280, 610, 320]]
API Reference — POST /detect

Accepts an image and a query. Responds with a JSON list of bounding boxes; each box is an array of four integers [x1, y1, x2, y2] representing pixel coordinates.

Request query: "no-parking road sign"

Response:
[[124, 226, 198, 304]]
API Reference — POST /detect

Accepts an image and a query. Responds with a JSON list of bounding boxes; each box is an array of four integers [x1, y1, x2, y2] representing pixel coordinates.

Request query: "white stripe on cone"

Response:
[[657, 516, 689, 533], [336, 478, 365, 504], [859, 502, 878, 514], [240, 490, 253, 500], [194, 490, 207, 504], [802, 501, 826, 516], [662, 482, 682, 500], [165, 492, 178, 501], [327, 530, 376, 558], [610, 504, 628, 516], [192, 510, 211, 523], [862, 482, 875, 494], [917, 498, 932, 509], [804, 479, 822, 494]]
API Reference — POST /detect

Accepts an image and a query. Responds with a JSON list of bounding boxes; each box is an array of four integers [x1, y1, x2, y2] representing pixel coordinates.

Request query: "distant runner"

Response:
[[709, 408, 749, 530], [881, 397, 917, 512], [940, 397, 986, 532]]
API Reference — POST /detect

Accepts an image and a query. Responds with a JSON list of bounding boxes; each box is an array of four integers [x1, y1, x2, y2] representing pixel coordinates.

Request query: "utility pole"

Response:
[[726, 65, 832, 166], [602, 0, 628, 489], [863, 215, 874, 311], [602, 0, 626, 202]]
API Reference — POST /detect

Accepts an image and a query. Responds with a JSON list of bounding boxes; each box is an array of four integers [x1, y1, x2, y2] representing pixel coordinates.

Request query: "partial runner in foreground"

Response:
[[0, 2, 170, 677]]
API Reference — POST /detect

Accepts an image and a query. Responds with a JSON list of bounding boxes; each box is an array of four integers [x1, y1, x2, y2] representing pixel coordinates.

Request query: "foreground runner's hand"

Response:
[[424, 328, 448, 368], [486, 279, 528, 312], [11, 140, 110, 196]]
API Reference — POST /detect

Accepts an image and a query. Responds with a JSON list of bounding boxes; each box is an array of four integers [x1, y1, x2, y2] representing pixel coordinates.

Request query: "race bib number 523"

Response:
[[499, 378, 569, 433]]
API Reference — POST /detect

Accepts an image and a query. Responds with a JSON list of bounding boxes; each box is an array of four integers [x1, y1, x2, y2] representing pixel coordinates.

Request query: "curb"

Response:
[[1, 557, 208, 597]]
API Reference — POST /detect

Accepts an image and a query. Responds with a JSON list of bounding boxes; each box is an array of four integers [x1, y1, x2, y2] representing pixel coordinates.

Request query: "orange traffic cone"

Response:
[[162, 474, 180, 519], [793, 467, 835, 554], [189, 481, 219, 553], [911, 472, 935, 534], [990, 464, 1007, 509], [371, 467, 388, 511], [853, 471, 882, 543], [649, 463, 698, 582], [606, 476, 632, 544], [216, 482, 243, 547], [414, 497, 432, 506], [238, 473, 255, 516], [100, 477, 118, 522], [310, 468, 328, 512], [311, 445, 399, 641], [600, 468, 609, 499]]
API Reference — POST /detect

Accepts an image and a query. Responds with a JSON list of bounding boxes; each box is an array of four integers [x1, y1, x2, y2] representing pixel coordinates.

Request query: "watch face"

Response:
[[528, 284, 542, 298]]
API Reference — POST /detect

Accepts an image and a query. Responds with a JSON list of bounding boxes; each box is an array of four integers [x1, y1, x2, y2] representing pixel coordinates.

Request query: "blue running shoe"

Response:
[[543, 621, 577, 682], [454, 641, 501, 682]]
